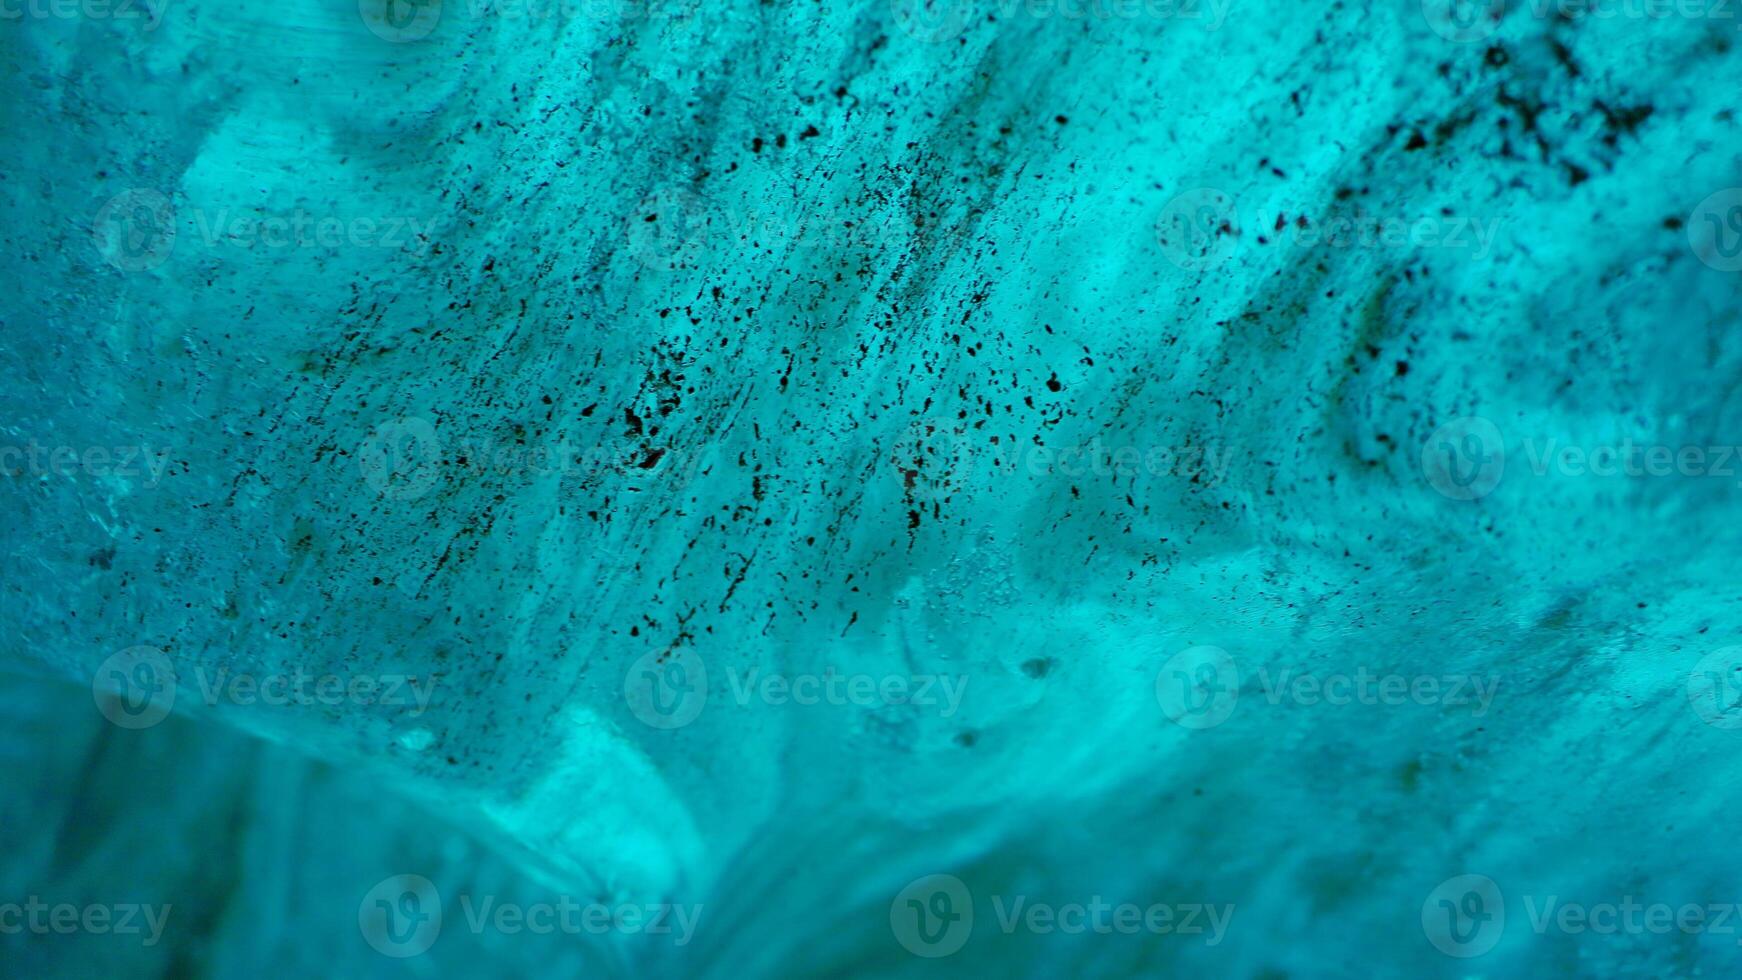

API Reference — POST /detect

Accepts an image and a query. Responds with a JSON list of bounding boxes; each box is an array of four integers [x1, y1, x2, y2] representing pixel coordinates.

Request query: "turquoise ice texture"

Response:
[[4, 0, 1742, 975]]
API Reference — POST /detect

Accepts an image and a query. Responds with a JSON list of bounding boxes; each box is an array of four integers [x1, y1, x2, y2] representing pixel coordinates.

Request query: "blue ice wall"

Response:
[[4, 0, 1742, 976]]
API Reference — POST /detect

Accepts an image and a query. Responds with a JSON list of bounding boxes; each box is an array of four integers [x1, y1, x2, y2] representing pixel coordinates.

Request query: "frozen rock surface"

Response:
[[4, 0, 1742, 975]]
